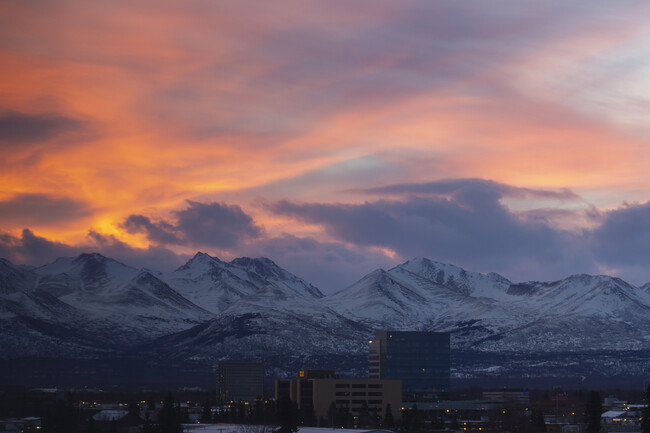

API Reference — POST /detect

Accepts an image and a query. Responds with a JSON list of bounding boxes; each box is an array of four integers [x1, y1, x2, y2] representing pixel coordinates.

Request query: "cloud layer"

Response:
[[2, 181, 650, 291], [268, 180, 594, 283]]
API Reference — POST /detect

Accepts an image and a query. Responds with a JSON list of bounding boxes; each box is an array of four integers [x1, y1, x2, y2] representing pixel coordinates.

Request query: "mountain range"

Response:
[[1, 252, 649, 388]]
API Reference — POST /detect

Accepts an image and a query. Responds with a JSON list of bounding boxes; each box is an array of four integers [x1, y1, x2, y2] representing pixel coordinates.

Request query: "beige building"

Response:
[[277, 373, 401, 423]]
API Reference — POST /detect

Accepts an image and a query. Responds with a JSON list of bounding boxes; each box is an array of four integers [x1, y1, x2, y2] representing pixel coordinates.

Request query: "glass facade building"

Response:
[[216, 362, 264, 405], [369, 331, 450, 402]]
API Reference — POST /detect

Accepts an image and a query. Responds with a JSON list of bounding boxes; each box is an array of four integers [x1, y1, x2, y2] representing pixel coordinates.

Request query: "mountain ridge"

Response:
[[1, 252, 649, 386]]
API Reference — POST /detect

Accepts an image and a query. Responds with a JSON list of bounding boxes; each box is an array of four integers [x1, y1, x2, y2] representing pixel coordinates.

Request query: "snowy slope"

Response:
[[0, 253, 214, 356], [229, 256, 324, 299], [328, 268, 429, 324], [143, 296, 374, 378], [163, 252, 323, 314], [35, 254, 213, 337], [327, 258, 525, 346], [150, 253, 364, 367], [641, 282, 650, 299], [0, 259, 36, 295], [393, 257, 513, 300], [327, 258, 650, 352]]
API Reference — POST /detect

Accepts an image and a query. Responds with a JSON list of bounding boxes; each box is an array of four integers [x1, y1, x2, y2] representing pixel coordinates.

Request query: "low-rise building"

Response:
[[276, 371, 401, 425]]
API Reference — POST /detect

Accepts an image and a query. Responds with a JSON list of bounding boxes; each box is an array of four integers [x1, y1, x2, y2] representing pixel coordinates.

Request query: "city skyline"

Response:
[[2, 2, 650, 291]]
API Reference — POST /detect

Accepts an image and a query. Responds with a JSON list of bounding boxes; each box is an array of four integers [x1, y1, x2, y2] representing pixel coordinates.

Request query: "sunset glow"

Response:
[[2, 1, 650, 291]]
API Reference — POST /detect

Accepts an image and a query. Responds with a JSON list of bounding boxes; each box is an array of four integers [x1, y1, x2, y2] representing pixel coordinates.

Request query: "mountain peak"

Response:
[[399, 256, 459, 270], [174, 251, 221, 272], [231, 256, 277, 269], [394, 256, 466, 277], [335, 268, 395, 292], [74, 252, 108, 263], [70, 252, 135, 277], [228, 256, 324, 299], [190, 251, 219, 262], [405, 256, 433, 266]]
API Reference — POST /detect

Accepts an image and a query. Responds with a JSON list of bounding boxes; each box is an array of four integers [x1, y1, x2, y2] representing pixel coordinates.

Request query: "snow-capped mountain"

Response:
[[0, 252, 343, 363], [1, 252, 649, 386], [326, 257, 650, 353], [326, 258, 526, 346], [163, 252, 323, 314], [0, 253, 215, 356], [151, 253, 368, 373]]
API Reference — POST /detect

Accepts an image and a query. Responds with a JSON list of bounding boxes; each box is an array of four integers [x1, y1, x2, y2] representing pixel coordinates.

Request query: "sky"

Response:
[[2, 1, 650, 292]]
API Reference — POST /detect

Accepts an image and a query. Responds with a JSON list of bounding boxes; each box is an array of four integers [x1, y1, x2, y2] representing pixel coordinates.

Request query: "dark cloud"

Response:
[[85, 231, 187, 271], [122, 214, 180, 245], [122, 201, 263, 249], [358, 178, 579, 201], [267, 181, 595, 282], [0, 193, 90, 225], [269, 197, 566, 262], [0, 228, 186, 272], [0, 111, 86, 146], [0, 229, 78, 266], [592, 202, 650, 266], [175, 201, 263, 247], [262, 179, 650, 285]]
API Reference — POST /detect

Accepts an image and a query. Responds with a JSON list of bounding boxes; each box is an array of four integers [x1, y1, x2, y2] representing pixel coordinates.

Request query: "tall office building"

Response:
[[216, 362, 264, 405], [369, 331, 450, 402]]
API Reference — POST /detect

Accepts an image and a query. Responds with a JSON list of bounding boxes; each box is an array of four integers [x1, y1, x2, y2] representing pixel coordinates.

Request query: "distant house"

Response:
[[601, 409, 642, 432]]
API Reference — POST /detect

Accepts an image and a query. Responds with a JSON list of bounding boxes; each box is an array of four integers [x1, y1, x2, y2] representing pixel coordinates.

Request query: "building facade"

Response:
[[216, 362, 264, 405], [369, 330, 450, 401], [276, 371, 401, 424]]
